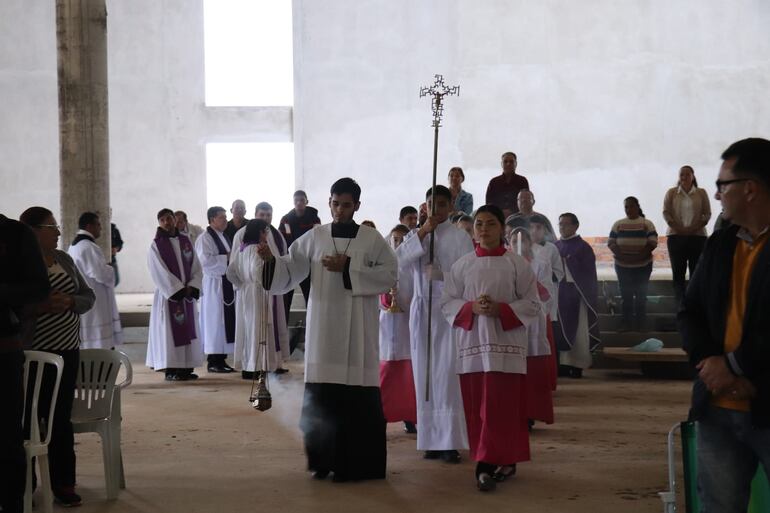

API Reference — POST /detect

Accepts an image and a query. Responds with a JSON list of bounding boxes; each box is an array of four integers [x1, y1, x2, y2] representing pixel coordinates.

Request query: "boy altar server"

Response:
[[398, 185, 474, 463]]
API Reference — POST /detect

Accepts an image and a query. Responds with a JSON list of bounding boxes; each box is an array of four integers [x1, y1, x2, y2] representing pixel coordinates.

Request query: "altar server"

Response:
[[256, 178, 397, 482], [397, 185, 474, 463], [441, 205, 540, 491]]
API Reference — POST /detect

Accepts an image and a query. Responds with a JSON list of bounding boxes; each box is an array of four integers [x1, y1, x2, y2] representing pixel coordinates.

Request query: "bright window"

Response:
[[206, 143, 296, 219], [203, 0, 294, 106]]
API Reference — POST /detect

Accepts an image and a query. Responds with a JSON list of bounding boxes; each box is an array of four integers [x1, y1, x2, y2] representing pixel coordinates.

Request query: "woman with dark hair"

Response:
[[226, 219, 284, 379], [608, 197, 658, 332], [441, 204, 540, 491], [19, 206, 95, 507], [662, 165, 712, 303], [448, 166, 474, 215]]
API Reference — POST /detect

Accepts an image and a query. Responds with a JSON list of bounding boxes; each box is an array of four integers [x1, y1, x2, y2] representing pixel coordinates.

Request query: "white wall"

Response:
[[293, 0, 770, 236], [0, 0, 289, 293], [2, 1, 769, 291]]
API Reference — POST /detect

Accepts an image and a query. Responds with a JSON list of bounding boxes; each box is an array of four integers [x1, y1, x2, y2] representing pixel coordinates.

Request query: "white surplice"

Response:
[[262, 223, 397, 386], [378, 264, 413, 361], [441, 251, 541, 374], [229, 226, 290, 362], [532, 241, 565, 320], [195, 228, 233, 355], [226, 243, 283, 372], [146, 236, 204, 370], [397, 220, 473, 451], [67, 231, 123, 349], [526, 253, 553, 357]]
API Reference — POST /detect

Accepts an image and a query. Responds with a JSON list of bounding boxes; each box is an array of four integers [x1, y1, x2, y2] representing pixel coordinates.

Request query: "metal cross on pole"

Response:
[[419, 74, 459, 402]]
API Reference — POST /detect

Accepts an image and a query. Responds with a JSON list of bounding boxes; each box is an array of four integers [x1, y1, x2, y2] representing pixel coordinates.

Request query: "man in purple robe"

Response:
[[553, 213, 600, 378]]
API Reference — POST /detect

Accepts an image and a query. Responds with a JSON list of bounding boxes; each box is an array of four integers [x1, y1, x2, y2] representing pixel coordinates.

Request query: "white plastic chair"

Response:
[[23, 350, 64, 513], [71, 349, 132, 500]]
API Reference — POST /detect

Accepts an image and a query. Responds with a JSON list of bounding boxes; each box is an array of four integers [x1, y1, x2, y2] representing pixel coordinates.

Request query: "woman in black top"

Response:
[[20, 207, 94, 507]]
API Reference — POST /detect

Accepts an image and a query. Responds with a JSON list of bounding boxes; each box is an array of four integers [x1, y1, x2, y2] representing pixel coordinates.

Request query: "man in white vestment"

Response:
[[195, 206, 236, 373], [397, 185, 474, 463], [68, 212, 123, 349], [227, 203, 290, 377], [257, 178, 397, 482], [147, 208, 204, 381]]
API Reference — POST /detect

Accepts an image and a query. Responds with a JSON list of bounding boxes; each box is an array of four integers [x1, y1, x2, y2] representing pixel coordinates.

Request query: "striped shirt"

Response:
[[31, 263, 80, 351], [608, 217, 658, 268]]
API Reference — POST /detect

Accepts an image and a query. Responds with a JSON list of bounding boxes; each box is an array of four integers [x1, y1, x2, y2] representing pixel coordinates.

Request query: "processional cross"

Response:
[[419, 74, 459, 401]]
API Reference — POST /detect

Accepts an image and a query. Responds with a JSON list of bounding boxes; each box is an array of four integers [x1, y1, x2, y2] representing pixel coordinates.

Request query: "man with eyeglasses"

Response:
[[679, 137, 770, 512]]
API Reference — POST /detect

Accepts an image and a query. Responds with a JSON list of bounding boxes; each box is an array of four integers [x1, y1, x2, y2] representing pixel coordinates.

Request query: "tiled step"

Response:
[[596, 295, 679, 314], [598, 313, 678, 332], [598, 280, 678, 297]]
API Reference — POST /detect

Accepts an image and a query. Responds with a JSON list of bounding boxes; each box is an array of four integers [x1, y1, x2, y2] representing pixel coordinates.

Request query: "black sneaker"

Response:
[[477, 473, 496, 492], [53, 487, 82, 507]]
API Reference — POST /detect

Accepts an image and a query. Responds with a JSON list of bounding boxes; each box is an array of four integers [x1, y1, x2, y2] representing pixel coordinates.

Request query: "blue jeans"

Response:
[[697, 404, 770, 512], [615, 262, 652, 326]]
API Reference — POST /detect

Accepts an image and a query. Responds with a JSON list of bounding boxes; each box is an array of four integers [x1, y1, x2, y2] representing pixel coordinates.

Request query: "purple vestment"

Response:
[[554, 236, 601, 351], [155, 228, 197, 347]]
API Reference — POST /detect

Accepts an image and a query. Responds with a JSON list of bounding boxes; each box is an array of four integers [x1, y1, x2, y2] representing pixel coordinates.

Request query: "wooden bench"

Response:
[[602, 347, 688, 362], [601, 347, 692, 378]]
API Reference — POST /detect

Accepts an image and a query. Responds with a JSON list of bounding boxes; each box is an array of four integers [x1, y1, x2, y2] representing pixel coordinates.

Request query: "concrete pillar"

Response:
[[56, 0, 110, 255]]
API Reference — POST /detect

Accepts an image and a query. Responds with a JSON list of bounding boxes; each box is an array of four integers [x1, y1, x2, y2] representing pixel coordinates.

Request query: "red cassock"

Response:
[[379, 360, 417, 423], [460, 372, 530, 465]]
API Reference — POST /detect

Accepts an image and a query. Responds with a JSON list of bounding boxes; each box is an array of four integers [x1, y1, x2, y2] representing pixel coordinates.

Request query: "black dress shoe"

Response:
[[242, 371, 255, 380], [440, 450, 461, 464], [208, 364, 230, 373], [274, 367, 289, 374], [331, 473, 350, 483], [423, 450, 440, 460], [570, 368, 583, 379], [53, 487, 82, 507], [187, 373, 199, 380], [222, 363, 236, 373], [403, 421, 417, 434], [311, 470, 329, 480]]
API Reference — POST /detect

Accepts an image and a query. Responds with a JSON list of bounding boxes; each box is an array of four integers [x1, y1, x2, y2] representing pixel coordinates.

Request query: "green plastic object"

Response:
[[680, 421, 770, 513], [750, 466, 770, 513]]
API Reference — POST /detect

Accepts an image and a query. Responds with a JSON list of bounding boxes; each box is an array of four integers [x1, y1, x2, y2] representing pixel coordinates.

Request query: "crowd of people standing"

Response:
[[2, 138, 768, 508]]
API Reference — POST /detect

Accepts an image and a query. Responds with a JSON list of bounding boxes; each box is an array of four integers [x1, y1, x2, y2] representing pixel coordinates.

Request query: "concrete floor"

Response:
[[58, 330, 692, 513]]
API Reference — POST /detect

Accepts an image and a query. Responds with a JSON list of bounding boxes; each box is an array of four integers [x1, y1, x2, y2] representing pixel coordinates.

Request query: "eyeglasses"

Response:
[[715, 178, 750, 193], [37, 224, 61, 231]]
